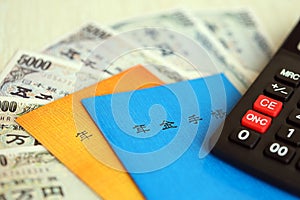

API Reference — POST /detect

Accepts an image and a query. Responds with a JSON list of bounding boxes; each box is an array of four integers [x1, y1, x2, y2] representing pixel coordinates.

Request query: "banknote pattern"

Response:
[[111, 9, 251, 92], [0, 146, 100, 200], [44, 23, 186, 84], [0, 50, 83, 101], [0, 97, 44, 149], [0, 8, 275, 199], [193, 8, 274, 75], [0, 51, 106, 199]]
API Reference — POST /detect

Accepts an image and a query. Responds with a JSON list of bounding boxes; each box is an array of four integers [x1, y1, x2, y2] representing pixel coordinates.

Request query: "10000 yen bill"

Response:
[[111, 9, 250, 93], [0, 146, 101, 200], [193, 8, 274, 75], [43, 23, 186, 84], [0, 97, 45, 149]]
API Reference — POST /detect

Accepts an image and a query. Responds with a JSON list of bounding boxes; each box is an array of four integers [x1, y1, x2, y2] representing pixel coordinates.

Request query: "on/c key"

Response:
[[241, 110, 272, 134]]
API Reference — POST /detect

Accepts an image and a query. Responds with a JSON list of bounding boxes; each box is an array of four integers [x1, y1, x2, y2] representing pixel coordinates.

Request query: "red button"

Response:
[[241, 110, 272, 133], [253, 95, 282, 117]]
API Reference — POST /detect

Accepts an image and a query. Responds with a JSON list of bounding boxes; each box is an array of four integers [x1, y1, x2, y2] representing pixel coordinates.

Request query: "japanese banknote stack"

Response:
[[0, 8, 274, 199]]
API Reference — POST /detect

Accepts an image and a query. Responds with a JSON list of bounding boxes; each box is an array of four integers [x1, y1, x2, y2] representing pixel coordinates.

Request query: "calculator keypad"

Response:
[[241, 110, 272, 133], [276, 126, 300, 146], [253, 95, 282, 117], [287, 110, 300, 127], [229, 128, 260, 148], [228, 67, 299, 164], [212, 22, 300, 196], [275, 68, 300, 87], [296, 159, 300, 170], [264, 82, 293, 101], [264, 141, 296, 164]]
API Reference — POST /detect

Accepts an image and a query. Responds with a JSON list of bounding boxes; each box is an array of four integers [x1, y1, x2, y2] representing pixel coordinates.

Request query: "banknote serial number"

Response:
[[0, 155, 7, 166], [0, 100, 17, 112], [17, 54, 52, 70]]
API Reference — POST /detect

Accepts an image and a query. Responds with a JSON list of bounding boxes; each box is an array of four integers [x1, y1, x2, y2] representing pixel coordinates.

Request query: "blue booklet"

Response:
[[82, 74, 296, 199]]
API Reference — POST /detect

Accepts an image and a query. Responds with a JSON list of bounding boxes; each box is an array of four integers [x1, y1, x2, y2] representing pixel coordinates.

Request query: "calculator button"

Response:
[[288, 110, 300, 127], [253, 95, 282, 117], [296, 159, 300, 170], [264, 142, 295, 164], [276, 126, 300, 146], [229, 128, 260, 148], [241, 110, 272, 133], [264, 82, 293, 101], [275, 68, 300, 87]]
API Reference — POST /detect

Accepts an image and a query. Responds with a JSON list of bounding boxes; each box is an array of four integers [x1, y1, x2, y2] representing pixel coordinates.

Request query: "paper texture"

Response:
[[16, 65, 164, 200], [82, 74, 295, 199]]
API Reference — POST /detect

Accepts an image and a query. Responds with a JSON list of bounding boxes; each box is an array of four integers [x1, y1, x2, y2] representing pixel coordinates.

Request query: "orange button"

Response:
[[241, 110, 272, 133], [253, 95, 282, 117]]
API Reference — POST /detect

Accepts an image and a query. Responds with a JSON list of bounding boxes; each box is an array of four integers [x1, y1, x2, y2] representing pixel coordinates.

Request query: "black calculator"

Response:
[[212, 20, 300, 196]]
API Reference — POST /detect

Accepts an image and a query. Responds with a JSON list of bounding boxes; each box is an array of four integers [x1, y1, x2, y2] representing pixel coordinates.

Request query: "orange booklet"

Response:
[[16, 65, 163, 200]]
